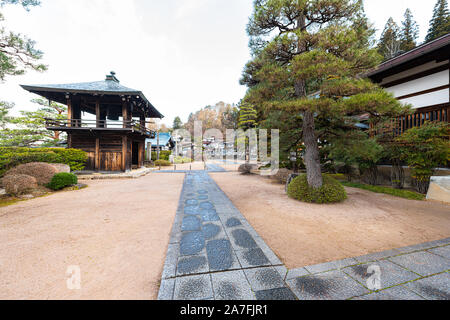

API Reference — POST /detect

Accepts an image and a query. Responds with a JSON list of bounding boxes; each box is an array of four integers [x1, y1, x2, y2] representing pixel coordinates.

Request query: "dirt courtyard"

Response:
[[210, 172, 450, 269], [0, 173, 184, 300]]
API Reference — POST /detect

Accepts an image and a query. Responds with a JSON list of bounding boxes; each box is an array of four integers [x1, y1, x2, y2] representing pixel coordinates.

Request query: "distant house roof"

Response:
[[147, 132, 174, 148], [21, 72, 164, 119], [367, 33, 450, 81]]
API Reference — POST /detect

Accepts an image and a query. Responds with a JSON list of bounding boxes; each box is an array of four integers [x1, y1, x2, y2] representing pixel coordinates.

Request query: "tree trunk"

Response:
[[295, 14, 322, 189], [302, 111, 323, 188]]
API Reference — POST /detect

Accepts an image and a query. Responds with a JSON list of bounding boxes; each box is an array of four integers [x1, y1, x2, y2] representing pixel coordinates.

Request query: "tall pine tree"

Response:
[[400, 9, 419, 52], [238, 101, 257, 130], [425, 0, 450, 42], [378, 17, 401, 60], [241, 0, 409, 189]]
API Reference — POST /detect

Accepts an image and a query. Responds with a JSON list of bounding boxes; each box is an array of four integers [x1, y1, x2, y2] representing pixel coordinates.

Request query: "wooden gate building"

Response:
[[21, 72, 163, 172]]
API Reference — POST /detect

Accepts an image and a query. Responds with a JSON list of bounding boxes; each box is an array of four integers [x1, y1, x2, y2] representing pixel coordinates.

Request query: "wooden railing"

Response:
[[371, 104, 449, 139], [45, 119, 155, 137]]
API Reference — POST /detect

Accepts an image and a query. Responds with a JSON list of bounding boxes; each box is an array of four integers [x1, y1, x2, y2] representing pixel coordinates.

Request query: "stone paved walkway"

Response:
[[158, 170, 450, 300]]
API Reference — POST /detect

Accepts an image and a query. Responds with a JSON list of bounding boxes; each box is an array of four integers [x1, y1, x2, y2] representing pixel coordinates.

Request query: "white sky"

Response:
[[0, 0, 438, 126]]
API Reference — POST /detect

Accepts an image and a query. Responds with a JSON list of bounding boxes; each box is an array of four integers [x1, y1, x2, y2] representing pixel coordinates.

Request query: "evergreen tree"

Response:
[[378, 17, 401, 60], [400, 9, 419, 52], [241, 0, 409, 189], [0, 0, 46, 80], [172, 116, 183, 130], [0, 98, 67, 147], [425, 0, 450, 42]]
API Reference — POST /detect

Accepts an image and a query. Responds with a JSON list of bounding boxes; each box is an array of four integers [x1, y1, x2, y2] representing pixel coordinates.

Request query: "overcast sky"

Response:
[[0, 0, 438, 125]]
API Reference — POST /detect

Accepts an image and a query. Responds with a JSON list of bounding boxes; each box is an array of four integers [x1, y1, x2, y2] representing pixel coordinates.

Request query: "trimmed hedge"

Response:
[[46, 173, 78, 191], [151, 151, 171, 161], [0, 147, 87, 177], [154, 159, 172, 167], [287, 174, 347, 204], [3, 174, 38, 196]]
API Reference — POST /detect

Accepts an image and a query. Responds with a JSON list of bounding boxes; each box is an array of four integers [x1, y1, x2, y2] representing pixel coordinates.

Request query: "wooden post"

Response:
[[122, 136, 128, 172], [122, 102, 128, 128], [96, 99, 101, 128], [95, 137, 100, 171], [67, 98, 73, 127], [138, 142, 144, 168]]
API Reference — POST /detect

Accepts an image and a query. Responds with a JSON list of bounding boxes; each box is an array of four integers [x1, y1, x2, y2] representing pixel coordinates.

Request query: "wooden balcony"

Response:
[[371, 103, 449, 139], [45, 118, 156, 138]]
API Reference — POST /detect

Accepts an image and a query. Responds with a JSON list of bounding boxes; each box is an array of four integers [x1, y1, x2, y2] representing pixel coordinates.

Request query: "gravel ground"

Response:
[[0, 173, 184, 300]]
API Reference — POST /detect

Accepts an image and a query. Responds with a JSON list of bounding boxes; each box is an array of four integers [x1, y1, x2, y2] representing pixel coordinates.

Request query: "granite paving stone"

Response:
[[177, 255, 209, 276], [236, 248, 271, 268], [244, 267, 286, 291], [158, 278, 175, 300], [388, 251, 450, 276], [225, 218, 242, 228], [231, 229, 258, 249], [343, 260, 420, 290], [181, 216, 202, 232], [255, 287, 297, 300], [287, 270, 369, 300], [180, 231, 205, 256], [173, 274, 214, 300], [202, 223, 222, 240], [211, 271, 255, 300], [355, 286, 424, 300], [427, 246, 450, 260], [403, 272, 450, 300], [286, 268, 310, 280], [354, 249, 401, 263]]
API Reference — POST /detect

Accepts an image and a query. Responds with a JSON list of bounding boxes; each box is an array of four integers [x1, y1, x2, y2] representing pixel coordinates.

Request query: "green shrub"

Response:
[[46, 173, 78, 191], [151, 151, 171, 161], [0, 147, 88, 177], [154, 159, 172, 167], [287, 174, 347, 204], [174, 156, 192, 164]]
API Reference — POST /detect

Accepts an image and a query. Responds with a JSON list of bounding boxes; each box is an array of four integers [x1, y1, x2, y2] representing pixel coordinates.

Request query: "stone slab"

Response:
[[173, 274, 214, 300], [287, 270, 369, 300], [388, 251, 450, 276], [211, 270, 255, 300], [355, 285, 424, 300], [244, 267, 286, 291], [403, 272, 450, 300], [343, 260, 420, 290]]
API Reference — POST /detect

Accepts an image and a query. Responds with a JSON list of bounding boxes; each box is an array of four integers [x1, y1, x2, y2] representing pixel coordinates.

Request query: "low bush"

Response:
[[3, 174, 38, 196], [151, 151, 172, 161], [154, 159, 172, 167], [287, 174, 347, 204], [46, 173, 78, 191], [238, 163, 256, 175], [0, 147, 87, 177], [5, 162, 58, 185], [174, 156, 192, 164]]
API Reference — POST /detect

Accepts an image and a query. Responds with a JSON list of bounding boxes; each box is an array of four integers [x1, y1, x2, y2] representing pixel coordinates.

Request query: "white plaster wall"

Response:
[[399, 89, 449, 109], [385, 70, 449, 98]]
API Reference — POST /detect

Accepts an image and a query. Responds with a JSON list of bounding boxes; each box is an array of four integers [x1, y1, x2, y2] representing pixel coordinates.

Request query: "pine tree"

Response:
[[426, 0, 450, 42], [0, 0, 46, 80], [172, 116, 183, 130], [241, 0, 409, 189], [400, 9, 419, 52], [378, 17, 401, 60]]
